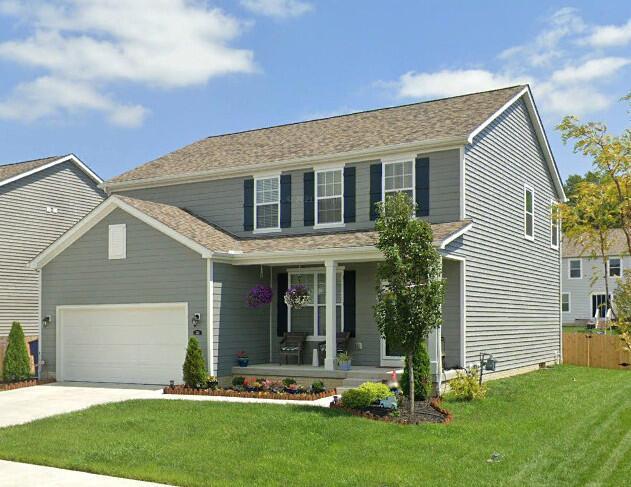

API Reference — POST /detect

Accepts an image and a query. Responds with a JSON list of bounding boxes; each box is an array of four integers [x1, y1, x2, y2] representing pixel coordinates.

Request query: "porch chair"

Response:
[[317, 331, 351, 364], [279, 332, 307, 365]]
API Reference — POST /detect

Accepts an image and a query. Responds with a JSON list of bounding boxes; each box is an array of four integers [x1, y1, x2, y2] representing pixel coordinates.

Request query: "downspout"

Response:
[[207, 258, 214, 376], [37, 268, 42, 381]]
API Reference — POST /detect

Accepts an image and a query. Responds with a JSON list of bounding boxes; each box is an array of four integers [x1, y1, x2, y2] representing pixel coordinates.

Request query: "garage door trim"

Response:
[[56, 302, 188, 382]]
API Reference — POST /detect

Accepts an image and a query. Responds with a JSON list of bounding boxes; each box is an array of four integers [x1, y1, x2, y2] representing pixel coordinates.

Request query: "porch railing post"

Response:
[[324, 259, 337, 371]]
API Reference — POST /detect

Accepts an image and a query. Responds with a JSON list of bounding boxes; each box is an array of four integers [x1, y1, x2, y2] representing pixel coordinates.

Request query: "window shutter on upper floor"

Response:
[[415, 157, 430, 217], [303, 171, 315, 226], [343, 166, 356, 223], [277, 273, 289, 337], [243, 179, 254, 231], [369, 163, 382, 221], [280, 174, 292, 228], [343, 270, 356, 337]]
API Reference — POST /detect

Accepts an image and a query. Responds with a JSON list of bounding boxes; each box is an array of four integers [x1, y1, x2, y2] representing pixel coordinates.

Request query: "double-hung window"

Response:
[[524, 184, 534, 240], [562, 293, 570, 313], [609, 257, 622, 277], [254, 176, 280, 231], [316, 169, 343, 225], [569, 259, 582, 279], [550, 201, 559, 249], [383, 159, 414, 201]]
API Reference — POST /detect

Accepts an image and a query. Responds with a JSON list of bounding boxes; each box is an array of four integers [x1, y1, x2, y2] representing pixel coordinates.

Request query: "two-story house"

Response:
[[562, 229, 629, 325], [30, 85, 565, 387], [0, 155, 104, 363]]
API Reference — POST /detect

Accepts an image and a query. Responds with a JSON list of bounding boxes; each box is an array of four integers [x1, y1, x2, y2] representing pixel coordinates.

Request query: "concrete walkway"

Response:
[[0, 460, 167, 486]]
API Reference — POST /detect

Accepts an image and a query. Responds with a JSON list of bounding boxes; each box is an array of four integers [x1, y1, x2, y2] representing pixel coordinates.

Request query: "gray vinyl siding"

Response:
[[561, 256, 630, 324], [40, 209, 207, 376], [442, 258, 462, 368], [0, 162, 104, 336], [457, 98, 561, 370], [117, 148, 461, 236], [212, 263, 270, 376]]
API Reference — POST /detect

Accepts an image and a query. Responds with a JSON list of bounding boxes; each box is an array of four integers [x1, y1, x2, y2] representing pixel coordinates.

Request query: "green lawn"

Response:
[[0, 366, 629, 486]]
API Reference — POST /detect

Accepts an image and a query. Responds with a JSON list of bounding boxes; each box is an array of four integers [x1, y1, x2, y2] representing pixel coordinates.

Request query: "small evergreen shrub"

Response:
[[357, 382, 394, 401], [182, 337, 207, 389], [282, 377, 297, 387], [448, 366, 487, 401], [311, 381, 326, 393], [3, 322, 31, 383], [232, 376, 245, 387], [401, 342, 432, 400], [341, 382, 394, 409]]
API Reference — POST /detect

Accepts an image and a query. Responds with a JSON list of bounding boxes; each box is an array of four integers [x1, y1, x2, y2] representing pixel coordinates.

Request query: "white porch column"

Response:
[[324, 259, 337, 371]]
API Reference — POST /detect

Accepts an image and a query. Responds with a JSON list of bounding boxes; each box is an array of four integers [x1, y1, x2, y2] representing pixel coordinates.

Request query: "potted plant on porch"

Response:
[[337, 351, 352, 371], [236, 351, 249, 367]]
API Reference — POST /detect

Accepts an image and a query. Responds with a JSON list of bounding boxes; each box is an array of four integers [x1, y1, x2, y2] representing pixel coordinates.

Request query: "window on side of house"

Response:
[[383, 160, 414, 202], [562, 293, 570, 313], [108, 224, 126, 260], [609, 257, 622, 277], [592, 293, 612, 319], [315, 168, 343, 226], [550, 202, 559, 249], [569, 259, 582, 279], [524, 184, 534, 240], [254, 176, 280, 231]]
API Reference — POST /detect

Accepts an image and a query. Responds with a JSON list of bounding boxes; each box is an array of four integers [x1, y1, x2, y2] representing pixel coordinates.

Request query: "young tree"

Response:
[[3, 322, 31, 382], [182, 337, 207, 389], [374, 193, 445, 415]]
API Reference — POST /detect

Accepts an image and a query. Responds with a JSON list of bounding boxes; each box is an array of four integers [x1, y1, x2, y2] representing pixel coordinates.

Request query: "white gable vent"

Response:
[[108, 224, 126, 260]]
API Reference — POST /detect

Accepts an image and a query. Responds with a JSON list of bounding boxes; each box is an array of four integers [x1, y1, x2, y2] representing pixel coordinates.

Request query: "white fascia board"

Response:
[[230, 246, 383, 266], [439, 222, 474, 249], [29, 196, 212, 269], [103, 136, 467, 193], [466, 86, 566, 202], [0, 154, 103, 188]]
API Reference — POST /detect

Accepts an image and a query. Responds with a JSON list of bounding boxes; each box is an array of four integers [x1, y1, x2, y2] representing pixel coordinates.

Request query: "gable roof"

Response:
[[563, 229, 630, 258], [0, 154, 102, 188], [30, 195, 473, 269]]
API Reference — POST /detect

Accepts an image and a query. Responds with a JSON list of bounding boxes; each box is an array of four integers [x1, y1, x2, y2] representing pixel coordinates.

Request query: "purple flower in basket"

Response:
[[246, 284, 273, 308], [284, 284, 310, 309]]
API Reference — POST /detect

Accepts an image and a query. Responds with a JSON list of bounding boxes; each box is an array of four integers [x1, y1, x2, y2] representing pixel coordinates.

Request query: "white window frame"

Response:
[[608, 257, 622, 277], [561, 292, 571, 313], [590, 292, 613, 319], [524, 183, 535, 241], [108, 224, 126, 260], [254, 175, 281, 233], [314, 167, 344, 228], [287, 268, 344, 339], [568, 258, 582, 279], [382, 156, 416, 204], [550, 200, 559, 250]]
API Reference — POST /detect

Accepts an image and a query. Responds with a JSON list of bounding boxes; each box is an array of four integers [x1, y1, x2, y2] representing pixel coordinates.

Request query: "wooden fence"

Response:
[[563, 333, 631, 370]]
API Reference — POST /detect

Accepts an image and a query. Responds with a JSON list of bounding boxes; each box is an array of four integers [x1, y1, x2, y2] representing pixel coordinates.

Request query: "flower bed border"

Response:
[[0, 379, 55, 392], [330, 397, 452, 424], [164, 385, 336, 401]]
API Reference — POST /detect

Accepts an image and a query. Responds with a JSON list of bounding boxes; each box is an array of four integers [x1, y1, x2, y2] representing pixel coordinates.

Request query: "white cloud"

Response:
[[582, 19, 631, 47], [241, 0, 313, 19], [0, 0, 255, 126], [536, 83, 611, 116], [551, 57, 630, 83]]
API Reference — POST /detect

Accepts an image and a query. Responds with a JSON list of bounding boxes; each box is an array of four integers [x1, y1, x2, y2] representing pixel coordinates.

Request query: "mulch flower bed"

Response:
[[164, 385, 336, 401], [330, 397, 452, 424], [0, 378, 55, 392]]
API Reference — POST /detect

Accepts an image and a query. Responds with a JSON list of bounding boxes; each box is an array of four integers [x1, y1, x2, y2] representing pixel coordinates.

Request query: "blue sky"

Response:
[[0, 1, 629, 181]]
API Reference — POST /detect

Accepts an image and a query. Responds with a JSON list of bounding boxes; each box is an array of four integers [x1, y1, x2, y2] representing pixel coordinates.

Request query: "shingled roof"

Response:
[[563, 229, 630, 257], [108, 85, 526, 185], [0, 156, 62, 184]]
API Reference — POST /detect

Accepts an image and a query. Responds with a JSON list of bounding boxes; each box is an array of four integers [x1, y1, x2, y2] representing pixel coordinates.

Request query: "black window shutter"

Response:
[[343, 166, 356, 223], [343, 270, 356, 337], [415, 157, 430, 217], [369, 163, 382, 221], [277, 273, 288, 337], [243, 179, 254, 231], [303, 172, 315, 226], [280, 174, 291, 228]]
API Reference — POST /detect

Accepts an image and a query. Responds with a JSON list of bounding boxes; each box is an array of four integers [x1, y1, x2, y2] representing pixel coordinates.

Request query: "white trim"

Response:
[[590, 291, 613, 319], [56, 302, 188, 382], [254, 175, 281, 232], [524, 183, 535, 241], [608, 256, 622, 277], [269, 269, 274, 363], [459, 146, 466, 219], [380, 338, 405, 367], [30, 196, 212, 269], [568, 258, 582, 279], [207, 259, 214, 376], [382, 158, 415, 203], [439, 222, 473, 249], [562, 292, 571, 313], [550, 199, 559, 250], [0, 154, 102, 188], [315, 167, 344, 226], [37, 269, 42, 380]]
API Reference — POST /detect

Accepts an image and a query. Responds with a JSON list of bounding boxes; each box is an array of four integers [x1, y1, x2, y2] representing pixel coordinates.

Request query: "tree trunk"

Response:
[[599, 232, 614, 332], [407, 351, 414, 416]]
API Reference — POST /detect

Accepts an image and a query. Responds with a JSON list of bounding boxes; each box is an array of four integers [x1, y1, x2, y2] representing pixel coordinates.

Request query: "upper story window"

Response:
[[108, 224, 126, 260], [524, 184, 534, 240], [550, 202, 559, 249], [609, 257, 622, 277], [562, 293, 570, 312], [255, 176, 280, 231], [383, 160, 414, 201], [316, 169, 343, 226], [569, 259, 582, 279]]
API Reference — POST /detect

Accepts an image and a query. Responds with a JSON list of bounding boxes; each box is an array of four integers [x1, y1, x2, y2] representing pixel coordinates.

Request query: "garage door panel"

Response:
[[58, 304, 189, 385]]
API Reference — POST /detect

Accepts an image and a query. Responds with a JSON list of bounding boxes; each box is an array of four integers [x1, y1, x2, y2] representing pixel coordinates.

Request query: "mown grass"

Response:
[[0, 365, 629, 486]]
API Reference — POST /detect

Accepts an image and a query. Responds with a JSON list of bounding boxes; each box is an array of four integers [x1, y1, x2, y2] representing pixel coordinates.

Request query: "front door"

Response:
[[380, 336, 404, 367]]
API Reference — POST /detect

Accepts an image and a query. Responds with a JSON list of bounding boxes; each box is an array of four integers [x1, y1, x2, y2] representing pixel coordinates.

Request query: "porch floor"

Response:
[[231, 363, 402, 380]]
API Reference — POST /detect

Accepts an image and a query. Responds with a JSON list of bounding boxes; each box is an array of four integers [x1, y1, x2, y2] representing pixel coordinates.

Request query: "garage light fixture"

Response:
[[192, 313, 201, 327], [42, 315, 52, 328]]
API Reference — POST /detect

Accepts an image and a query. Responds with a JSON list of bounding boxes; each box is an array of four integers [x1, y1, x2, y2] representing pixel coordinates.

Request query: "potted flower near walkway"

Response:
[[236, 351, 249, 367]]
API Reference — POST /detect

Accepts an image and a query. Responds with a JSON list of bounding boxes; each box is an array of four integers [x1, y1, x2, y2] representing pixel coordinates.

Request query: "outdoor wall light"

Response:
[[42, 315, 52, 328], [191, 313, 201, 327]]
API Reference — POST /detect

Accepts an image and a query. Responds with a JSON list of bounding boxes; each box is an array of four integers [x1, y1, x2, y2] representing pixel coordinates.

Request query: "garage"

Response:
[[57, 303, 189, 385]]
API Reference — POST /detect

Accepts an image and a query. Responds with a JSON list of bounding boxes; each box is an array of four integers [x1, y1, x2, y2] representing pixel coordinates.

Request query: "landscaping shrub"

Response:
[[232, 376, 245, 387], [448, 366, 487, 401], [182, 337, 207, 389], [341, 382, 394, 409], [401, 342, 432, 400], [311, 381, 326, 393], [357, 382, 394, 401], [3, 322, 31, 383], [282, 377, 296, 387]]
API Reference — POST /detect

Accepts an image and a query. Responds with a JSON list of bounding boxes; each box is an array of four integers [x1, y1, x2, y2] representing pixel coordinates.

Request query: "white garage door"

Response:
[[57, 303, 189, 385]]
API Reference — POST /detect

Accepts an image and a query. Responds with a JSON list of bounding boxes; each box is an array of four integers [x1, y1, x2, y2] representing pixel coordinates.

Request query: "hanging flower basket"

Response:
[[284, 284, 310, 309], [246, 284, 273, 309]]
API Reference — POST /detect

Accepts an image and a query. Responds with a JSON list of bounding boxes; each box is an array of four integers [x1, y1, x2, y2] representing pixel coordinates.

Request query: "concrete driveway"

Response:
[[0, 382, 163, 428]]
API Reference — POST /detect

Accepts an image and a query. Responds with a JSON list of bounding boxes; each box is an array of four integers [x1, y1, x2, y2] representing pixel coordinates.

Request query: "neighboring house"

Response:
[[0, 155, 104, 351], [562, 229, 629, 325], [31, 85, 565, 386]]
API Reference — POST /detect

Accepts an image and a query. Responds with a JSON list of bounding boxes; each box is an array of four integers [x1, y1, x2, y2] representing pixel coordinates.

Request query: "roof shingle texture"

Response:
[[109, 86, 525, 184], [563, 229, 630, 257], [0, 156, 62, 184], [118, 196, 470, 255]]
